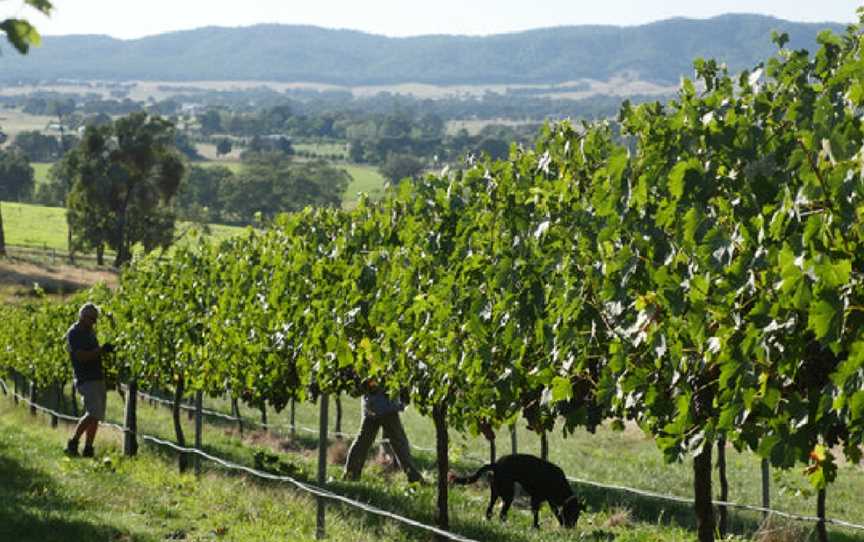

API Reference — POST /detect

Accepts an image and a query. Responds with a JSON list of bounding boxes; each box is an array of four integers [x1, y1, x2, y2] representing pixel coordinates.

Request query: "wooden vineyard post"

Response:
[[761, 458, 770, 519], [29, 381, 37, 416], [290, 398, 296, 440], [717, 437, 728, 538], [817, 488, 827, 542], [172, 380, 188, 473], [316, 394, 329, 540], [489, 437, 496, 465], [510, 425, 517, 455], [194, 390, 203, 475], [231, 397, 243, 437], [50, 383, 59, 428], [123, 380, 138, 456], [540, 431, 548, 461], [335, 394, 343, 438], [433, 403, 450, 532], [693, 444, 715, 542]]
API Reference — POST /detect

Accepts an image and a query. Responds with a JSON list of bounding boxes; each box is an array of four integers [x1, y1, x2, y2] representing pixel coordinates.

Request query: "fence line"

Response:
[[0, 379, 479, 542], [5, 377, 864, 533]]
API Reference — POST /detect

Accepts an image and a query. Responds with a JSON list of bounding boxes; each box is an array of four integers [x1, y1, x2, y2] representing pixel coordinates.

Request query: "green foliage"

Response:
[[377, 153, 425, 183], [218, 152, 349, 223], [11, 131, 61, 162], [60, 112, 186, 266], [0, 148, 35, 201], [3, 12, 864, 538], [0, 0, 51, 54]]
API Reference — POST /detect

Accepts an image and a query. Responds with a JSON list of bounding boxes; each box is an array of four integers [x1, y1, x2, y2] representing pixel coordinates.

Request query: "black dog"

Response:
[[449, 454, 584, 529]]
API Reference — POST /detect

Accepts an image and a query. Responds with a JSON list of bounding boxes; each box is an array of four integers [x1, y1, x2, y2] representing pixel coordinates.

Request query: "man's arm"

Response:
[[68, 327, 106, 363], [72, 346, 105, 363]]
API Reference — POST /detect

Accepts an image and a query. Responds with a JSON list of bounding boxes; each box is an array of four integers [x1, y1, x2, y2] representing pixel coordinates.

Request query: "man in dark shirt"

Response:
[[65, 302, 113, 457]]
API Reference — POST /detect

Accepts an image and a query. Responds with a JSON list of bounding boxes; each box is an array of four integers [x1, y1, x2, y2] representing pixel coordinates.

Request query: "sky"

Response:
[[14, 0, 864, 40]]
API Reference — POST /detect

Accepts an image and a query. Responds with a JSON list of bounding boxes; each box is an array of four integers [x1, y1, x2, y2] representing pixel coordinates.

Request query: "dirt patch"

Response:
[[0, 256, 118, 300]]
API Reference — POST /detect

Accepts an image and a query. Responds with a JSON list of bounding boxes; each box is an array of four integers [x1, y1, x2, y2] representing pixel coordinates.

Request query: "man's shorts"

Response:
[[76, 379, 107, 420]]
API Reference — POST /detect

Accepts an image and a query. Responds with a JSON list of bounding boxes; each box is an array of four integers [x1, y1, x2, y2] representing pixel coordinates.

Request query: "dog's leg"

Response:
[[485, 484, 498, 521], [550, 503, 563, 526], [530, 495, 544, 529], [498, 482, 515, 522]]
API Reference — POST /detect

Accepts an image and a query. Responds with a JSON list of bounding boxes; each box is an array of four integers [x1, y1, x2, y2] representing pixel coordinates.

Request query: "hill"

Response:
[[0, 14, 847, 86]]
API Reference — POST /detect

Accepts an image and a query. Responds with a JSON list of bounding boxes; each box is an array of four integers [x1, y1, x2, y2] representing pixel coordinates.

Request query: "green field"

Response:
[[340, 164, 387, 204], [0, 201, 243, 253], [197, 160, 386, 207], [197, 160, 243, 173], [0, 109, 56, 144], [294, 142, 347, 159], [32, 162, 53, 187]]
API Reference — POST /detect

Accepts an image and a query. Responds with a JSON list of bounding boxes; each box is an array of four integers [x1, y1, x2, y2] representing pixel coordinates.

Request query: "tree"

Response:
[[198, 110, 223, 135], [0, 147, 35, 255], [219, 152, 349, 223], [378, 153, 425, 184], [62, 112, 185, 266], [0, 0, 53, 257], [12, 130, 61, 161], [215, 138, 233, 157], [0, 149, 35, 201], [176, 165, 234, 222]]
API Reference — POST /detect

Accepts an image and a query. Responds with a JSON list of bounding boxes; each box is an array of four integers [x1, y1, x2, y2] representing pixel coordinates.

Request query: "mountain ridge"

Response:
[[1, 14, 848, 86]]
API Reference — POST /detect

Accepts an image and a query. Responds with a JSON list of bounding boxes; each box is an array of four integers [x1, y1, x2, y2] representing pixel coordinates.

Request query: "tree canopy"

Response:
[[61, 112, 185, 266]]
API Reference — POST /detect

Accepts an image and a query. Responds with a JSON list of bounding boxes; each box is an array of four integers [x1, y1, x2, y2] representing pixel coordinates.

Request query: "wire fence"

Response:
[[132, 387, 455, 458], [3, 377, 864, 535], [0, 378, 479, 542]]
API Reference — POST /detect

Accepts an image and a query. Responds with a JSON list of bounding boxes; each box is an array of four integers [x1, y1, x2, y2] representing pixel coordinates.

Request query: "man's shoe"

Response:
[[82, 445, 95, 458], [64, 438, 79, 457]]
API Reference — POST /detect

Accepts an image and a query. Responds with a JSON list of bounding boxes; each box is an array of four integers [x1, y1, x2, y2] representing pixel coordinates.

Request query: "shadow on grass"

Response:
[[0, 437, 126, 542]]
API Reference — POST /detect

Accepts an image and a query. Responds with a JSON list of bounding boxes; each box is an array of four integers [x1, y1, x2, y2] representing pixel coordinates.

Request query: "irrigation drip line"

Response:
[[6, 377, 864, 533], [564, 476, 864, 530], [2, 381, 478, 542]]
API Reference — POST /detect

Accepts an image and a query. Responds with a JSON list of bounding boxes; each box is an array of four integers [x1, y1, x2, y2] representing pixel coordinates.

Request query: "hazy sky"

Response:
[[18, 1, 864, 40]]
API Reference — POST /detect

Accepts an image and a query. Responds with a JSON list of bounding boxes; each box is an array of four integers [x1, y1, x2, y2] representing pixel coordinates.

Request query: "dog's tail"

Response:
[[448, 463, 495, 485]]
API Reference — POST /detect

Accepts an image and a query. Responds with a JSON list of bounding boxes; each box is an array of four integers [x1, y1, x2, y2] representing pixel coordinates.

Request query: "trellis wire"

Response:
[[5, 378, 864, 533], [1, 379, 478, 542]]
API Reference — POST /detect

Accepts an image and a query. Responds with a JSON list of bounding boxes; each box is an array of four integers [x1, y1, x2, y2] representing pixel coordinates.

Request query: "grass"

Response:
[[0, 109, 56, 143], [197, 160, 386, 207], [0, 382, 755, 542], [32, 162, 53, 187], [6, 378, 860, 542], [199, 393, 864, 541], [0, 398, 433, 542], [0, 201, 244, 254], [340, 164, 387, 205], [197, 160, 243, 173], [294, 142, 347, 159], [1, 201, 70, 249]]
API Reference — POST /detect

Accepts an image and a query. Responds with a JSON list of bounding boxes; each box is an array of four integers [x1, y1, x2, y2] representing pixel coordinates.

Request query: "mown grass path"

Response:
[[5, 386, 864, 541]]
